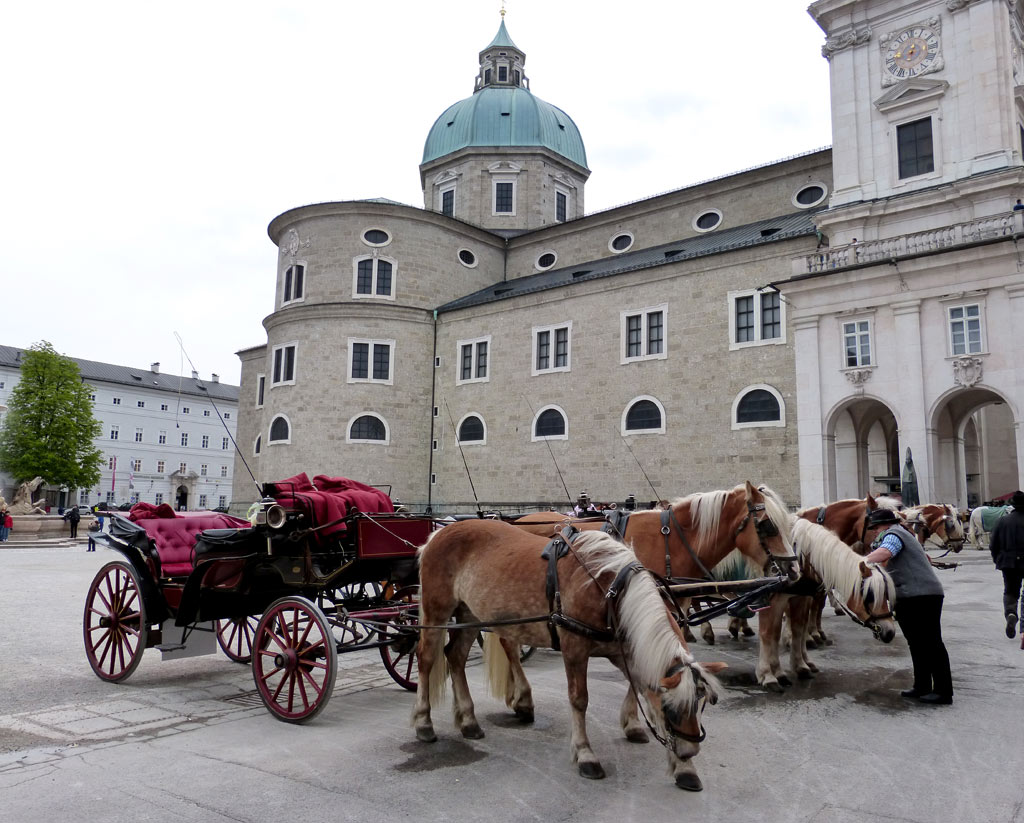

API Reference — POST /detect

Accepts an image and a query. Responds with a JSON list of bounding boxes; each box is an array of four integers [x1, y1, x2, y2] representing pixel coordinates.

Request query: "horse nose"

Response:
[[786, 562, 801, 582]]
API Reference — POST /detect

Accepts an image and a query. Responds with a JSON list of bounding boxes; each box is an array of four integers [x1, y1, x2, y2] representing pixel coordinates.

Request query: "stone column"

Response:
[[890, 299, 932, 502], [1007, 284, 1024, 489], [794, 316, 825, 505]]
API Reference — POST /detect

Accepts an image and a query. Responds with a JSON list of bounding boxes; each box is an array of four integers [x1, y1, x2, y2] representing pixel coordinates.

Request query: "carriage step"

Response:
[[155, 643, 187, 652]]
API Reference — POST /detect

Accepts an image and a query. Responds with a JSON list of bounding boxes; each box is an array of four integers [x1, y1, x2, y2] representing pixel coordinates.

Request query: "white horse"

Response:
[[968, 505, 1011, 549]]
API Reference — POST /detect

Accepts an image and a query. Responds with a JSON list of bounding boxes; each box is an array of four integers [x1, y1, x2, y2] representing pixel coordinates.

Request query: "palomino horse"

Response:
[[903, 504, 965, 553], [413, 520, 724, 790], [754, 519, 896, 691], [968, 505, 1011, 549]]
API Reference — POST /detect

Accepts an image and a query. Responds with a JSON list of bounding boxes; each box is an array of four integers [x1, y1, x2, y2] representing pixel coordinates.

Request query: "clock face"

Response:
[[884, 27, 940, 79]]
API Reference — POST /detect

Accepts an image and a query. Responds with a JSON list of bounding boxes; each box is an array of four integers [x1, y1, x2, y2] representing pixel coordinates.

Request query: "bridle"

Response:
[[735, 500, 799, 578], [830, 578, 894, 639]]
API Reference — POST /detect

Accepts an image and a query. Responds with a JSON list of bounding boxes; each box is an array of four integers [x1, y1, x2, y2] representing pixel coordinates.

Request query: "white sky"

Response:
[[2, 1, 832, 386]]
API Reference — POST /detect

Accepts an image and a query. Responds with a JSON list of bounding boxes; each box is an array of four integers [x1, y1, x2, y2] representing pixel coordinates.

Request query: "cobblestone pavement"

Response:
[[1, 544, 1022, 823]]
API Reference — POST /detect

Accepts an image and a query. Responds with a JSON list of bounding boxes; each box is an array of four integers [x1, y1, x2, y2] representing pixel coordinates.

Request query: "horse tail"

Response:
[[482, 633, 513, 705], [426, 637, 449, 706]]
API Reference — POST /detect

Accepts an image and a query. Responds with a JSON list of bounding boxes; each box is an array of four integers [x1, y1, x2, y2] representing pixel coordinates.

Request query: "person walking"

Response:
[[989, 490, 1024, 644], [65, 505, 81, 539], [0, 506, 10, 542], [862, 508, 954, 705]]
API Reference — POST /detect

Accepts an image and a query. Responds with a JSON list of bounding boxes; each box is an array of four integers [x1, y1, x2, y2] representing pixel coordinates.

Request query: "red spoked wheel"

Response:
[[252, 597, 337, 723], [379, 585, 419, 692], [215, 615, 261, 663], [83, 561, 148, 682]]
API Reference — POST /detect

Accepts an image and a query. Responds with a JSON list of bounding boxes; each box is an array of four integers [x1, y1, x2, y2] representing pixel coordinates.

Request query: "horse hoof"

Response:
[[578, 762, 606, 780], [798, 669, 814, 680], [777, 675, 792, 687], [805, 638, 818, 650], [514, 707, 535, 724], [807, 662, 820, 673], [625, 728, 650, 744], [705, 634, 716, 646], [741, 626, 755, 637], [461, 723, 485, 740], [675, 772, 704, 792], [416, 727, 438, 743], [765, 681, 785, 694]]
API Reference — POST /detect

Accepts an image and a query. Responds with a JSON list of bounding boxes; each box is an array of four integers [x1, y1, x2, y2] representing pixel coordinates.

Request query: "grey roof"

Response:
[[0, 345, 239, 402], [438, 210, 820, 313]]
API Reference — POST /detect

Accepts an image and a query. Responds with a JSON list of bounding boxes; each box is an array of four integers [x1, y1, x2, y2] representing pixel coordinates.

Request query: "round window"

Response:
[[694, 211, 721, 231], [536, 252, 557, 270], [793, 184, 828, 209], [363, 229, 390, 245], [610, 233, 634, 253], [458, 249, 477, 267]]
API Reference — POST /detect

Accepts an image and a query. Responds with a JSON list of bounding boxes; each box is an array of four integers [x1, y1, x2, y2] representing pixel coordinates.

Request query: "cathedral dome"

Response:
[[421, 21, 588, 171]]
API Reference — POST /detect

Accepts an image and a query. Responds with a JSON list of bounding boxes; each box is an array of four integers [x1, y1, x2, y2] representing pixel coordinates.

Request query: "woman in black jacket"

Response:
[[990, 490, 1024, 643]]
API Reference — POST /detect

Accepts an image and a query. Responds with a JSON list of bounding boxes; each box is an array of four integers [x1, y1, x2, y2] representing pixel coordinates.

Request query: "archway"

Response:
[[930, 386, 1019, 508], [826, 396, 900, 501], [176, 485, 189, 511]]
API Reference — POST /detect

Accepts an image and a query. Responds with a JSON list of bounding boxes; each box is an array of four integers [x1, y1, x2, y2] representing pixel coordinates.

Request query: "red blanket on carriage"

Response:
[[263, 473, 394, 540], [127, 504, 251, 577]]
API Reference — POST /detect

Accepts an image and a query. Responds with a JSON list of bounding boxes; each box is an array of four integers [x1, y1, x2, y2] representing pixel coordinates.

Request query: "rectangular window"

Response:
[[897, 117, 934, 179], [456, 336, 491, 384], [106, 491, 116, 504], [556, 191, 567, 223], [218, 495, 227, 508], [108, 457, 116, 470], [271, 343, 297, 385], [200, 464, 208, 476], [729, 290, 786, 349], [110, 425, 119, 440], [224, 412, 230, 419], [203, 410, 210, 417], [199, 494, 208, 508], [158, 430, 167, 445], [202, 435, 209, 448], [179, 462, 187, 474], [843, 320, 872, 367], [161, 403, 168, 411], [155, 493, 163, 506], [441, 188, 454, 217], [348, 339, 394, 384], [181, 432, 188, 447], [498, 65, 508, 82], [220, 465, 228, 478], [135, 427, 143, 442], [89, 393, 96, 401], [131, 459, 142, 472], [257, 374, 265, 407], [137, 400, 145, 408], [949, 304, 983, 355], [222, 437, 229, 450], [354, 259, 394, 298], [283, 263, 305, 303], [533, 323, 571, 374], [621, 306, 668, 363], [112, 397, 121, 405], [79, 490, 89, 505], [182, 407, 189, 415], [494, 181, 514, 214], [157, 460, 165, 473]]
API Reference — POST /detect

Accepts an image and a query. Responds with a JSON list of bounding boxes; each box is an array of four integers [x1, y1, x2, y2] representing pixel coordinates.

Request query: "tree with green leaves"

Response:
[[0, 341, 103, 491]]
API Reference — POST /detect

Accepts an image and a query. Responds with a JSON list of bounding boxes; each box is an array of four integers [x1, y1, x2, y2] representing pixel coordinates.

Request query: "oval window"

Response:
[[610, 233, 634, 253], [793, 184, 828, 209], [362, 229, 390, 246], [694, 211, 721, 231], [458, 249, 477, 267], [536, 252, 557, 270]]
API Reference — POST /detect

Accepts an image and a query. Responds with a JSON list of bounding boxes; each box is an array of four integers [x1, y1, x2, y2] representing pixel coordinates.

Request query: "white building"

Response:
[[0, 345, 240, 511]]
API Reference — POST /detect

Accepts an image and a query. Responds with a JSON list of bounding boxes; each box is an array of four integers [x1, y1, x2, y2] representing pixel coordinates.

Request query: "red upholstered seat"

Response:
[[265, 473, 393, 541], [128, 506, 250, 577]]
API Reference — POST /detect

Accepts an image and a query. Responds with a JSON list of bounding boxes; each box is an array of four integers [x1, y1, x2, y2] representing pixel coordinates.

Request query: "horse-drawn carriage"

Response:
[[83, 473, 433, 722]]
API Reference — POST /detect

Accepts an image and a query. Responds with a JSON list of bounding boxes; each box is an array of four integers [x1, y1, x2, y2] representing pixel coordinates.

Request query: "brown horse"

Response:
[[753, 519, 896, 691], [903, 503, 964, 553], [413, 520, 725, 790]]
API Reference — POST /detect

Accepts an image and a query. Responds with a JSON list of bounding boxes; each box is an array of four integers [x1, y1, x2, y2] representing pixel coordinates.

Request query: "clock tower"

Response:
[[809, 0, 1024, 244]]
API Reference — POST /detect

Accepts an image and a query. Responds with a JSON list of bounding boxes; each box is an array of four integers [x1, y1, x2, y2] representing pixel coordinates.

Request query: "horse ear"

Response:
[[859, 561, 873, 579], [744, 480, 757, 501], [702, 661, 729, 674], [866, 493, 877, 509]]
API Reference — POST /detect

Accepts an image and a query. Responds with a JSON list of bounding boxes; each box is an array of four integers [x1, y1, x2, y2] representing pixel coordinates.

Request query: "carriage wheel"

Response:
[[83, 561, 148, 682], [215, 615, 261, 663], [379, 585, 420, 691], [252, 597, 337, 723]]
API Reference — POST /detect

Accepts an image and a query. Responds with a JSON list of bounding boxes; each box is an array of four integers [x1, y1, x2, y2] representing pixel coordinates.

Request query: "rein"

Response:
[[829, 583, 893, 639]]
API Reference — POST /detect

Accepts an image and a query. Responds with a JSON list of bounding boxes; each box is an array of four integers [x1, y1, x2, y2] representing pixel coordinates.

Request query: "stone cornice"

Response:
[[263, 302, 432, 333], [821, 25, 872, 60]]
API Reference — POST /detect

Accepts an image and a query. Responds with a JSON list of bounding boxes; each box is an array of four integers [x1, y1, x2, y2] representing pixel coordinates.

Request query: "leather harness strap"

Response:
[[662, 508, 714, 580]]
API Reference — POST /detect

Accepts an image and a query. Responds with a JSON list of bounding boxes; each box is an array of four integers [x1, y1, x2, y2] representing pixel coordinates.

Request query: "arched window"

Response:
[[732, 385, 785, 429], [254, 435, 262, 455], [269, 415, 291, 443], [623, 397, 665, 434], [348, 413, 389, 444], [533, 406, 568, 441], [458, 414, 485, 443]]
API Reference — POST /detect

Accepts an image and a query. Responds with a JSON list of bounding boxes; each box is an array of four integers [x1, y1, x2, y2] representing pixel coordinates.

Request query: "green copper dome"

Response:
[[422, 87, 588, 169]]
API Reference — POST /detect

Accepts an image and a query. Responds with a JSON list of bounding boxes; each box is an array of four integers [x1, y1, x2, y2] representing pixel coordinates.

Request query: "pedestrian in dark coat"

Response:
[[989, 490, 1024, 643], [65, 505, 81, 539]]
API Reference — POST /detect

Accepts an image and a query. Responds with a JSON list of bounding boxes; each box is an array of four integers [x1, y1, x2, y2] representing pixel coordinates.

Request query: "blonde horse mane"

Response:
[[792, 519, 894, 607], [673, 483, 794, 557]]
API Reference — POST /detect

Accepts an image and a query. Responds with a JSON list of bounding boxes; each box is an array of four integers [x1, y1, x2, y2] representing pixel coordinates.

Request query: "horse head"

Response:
[[904, 504, 965, 553], [735, 482, 800, 582], [646, 657, 725, 770], [845, 561, 896, 643]]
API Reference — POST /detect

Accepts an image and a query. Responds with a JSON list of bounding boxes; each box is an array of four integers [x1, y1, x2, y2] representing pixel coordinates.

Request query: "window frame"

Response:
[[620, 303, 668, 364], [268, 414, 292, 445], [946, 302, 986, 356], [731, 384, 786, 430], [531, 404, 569, 442], [555, 187, 569, 223], [621, 395, 666, 436], [352, 255, 397, 300], [532, 322, 572, 375], [455, 335, 491, 385], [253, 435, 262, 456], [608, 232, 635, 254], [728, 289, 786, 350], [256, 374, 265, 408], [282, 262, 306, 306], [456, 412, 487, 445], [271, 342, 298, 386], [492, 179, 517, 216], [346, 412, 391, 445], [440, 184, 456, 217], [692, 209, 723, 233], [347, 338, 395, 385], [895, 115, 936, 181], [841, 317, 874, 368]]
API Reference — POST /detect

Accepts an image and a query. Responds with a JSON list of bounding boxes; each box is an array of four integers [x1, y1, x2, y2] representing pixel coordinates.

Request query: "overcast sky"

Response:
[[3, 1, 832, 386]]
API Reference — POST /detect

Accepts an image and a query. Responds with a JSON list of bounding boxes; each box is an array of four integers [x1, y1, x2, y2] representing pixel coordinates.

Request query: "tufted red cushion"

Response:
[[129, 508, 250, 577], [266, 475, 393, 541]]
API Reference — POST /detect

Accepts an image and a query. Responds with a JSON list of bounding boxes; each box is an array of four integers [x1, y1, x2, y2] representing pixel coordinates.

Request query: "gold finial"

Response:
[[500, 1, 506, 18]]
